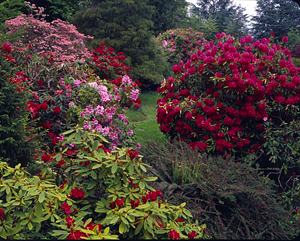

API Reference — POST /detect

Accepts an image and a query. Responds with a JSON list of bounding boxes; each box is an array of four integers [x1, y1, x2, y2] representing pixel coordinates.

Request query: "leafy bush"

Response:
[[0, 47, 42, 167], [140, 140, 300, 239], [0, 126, 210, 240]]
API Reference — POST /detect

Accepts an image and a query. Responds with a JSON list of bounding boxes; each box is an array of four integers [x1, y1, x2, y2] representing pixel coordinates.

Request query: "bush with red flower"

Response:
[[0, 39, 141, 170], [0, 127, 210, 240], [157, 32, 300, 195]]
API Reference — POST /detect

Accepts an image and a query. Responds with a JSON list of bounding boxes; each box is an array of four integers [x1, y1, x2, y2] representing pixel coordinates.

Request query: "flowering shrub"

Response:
[[3, 1, 93, 63], [0, 127, 210, 240], [89, 43, 142, 108], [157, 28, 207, 66], [0, 42, 141, 159], [157, 32, 299, 160]]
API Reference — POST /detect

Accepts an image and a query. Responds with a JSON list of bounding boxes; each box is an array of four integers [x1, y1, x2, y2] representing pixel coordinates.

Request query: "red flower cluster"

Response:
[[142, 189, 162, 203], [188, 231, 198, 239], [110, 198, 125, 209], [157, 32, 300, 156], [60, 202, 73, 215], [128, 150, 138, 159], [52, 106, 61, 114], [67, 230, 87, 240], [130, 199, 140, 209], [69, 187, 85, 200], [0, 209, 5, 221], [169, 229, 180, 239]]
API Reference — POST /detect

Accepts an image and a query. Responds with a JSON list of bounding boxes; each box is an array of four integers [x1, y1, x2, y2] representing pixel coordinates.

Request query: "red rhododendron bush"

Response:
[[157, 32, 298, 159]]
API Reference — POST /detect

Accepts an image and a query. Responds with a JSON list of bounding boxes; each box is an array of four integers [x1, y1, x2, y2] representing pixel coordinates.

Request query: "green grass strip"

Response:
[[126, 93, 168, 147]]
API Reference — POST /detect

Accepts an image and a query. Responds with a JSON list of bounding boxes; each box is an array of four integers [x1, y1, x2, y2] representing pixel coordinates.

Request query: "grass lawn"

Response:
[[126, 92, 169, 147]]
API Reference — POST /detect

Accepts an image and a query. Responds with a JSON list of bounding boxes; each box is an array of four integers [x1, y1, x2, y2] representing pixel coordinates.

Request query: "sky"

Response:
[[185, 0, 258, 17]]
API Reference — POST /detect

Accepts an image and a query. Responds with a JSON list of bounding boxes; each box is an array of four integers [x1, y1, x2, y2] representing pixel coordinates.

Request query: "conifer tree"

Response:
[[251, 0, 300, 42], [192, 0, 248, 39]]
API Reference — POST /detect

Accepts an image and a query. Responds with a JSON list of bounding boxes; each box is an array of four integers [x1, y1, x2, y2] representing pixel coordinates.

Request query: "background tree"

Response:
[[148, 0, 189, 36], [28, 0, 81, 22], [287, 27, 300, 50], [251, 0, 300, 42], [69, 0, 168, 89], [0, 0, 27, 23], [191, 0, 248, 40]]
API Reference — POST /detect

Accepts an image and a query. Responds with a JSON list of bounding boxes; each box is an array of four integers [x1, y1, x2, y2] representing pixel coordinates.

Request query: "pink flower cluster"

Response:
[[5, 2, 93, 63]]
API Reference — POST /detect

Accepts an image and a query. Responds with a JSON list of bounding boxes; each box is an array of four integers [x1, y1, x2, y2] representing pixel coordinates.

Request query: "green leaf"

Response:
[[35, 202, 43, 218], [119, 222, 125, 234], [38, 192, 45, 203], [87, 182, 96, 190], [139, 181, 145, 190], [92, 140, 98, 151], [91, 171, 97, 179], [67, 132, 76, 141], [28, 222, 33, 230], [51, 230, 69, 236], [110, 216, 120, 225], [83, 218, 92, 228], [128, 164, 134, 176], [103, 227, 110, 236], [62, 129, 75, 135], [15, 211, 26, 218], [92, 163, 102, 169], [111, 162, 118, 174], [134, 221, 143, 235], [140, 164, 147, 172]]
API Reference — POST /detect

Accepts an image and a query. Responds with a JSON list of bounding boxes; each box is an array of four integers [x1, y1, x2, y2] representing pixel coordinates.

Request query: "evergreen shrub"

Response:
[[0, 127, 210, 240]]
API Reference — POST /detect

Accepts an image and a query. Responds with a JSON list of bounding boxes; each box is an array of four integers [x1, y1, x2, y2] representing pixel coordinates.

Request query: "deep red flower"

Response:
[[169, 230, 180, 239], [188, 231, 198, 239], [41, 153, 52, 163], [39, 102, 48, 110], [69, 187, 85, 200], [52, 106, 61, 114], [130, 199, 140, 208], [60, 202, 72, 215], [67, 230, 87, 240], [0, 209, 5, 221]]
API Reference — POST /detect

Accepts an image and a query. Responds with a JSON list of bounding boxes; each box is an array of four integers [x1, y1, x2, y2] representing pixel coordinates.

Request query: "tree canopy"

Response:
[[69, 0, 168, 88], [251, 0, 300, 41]]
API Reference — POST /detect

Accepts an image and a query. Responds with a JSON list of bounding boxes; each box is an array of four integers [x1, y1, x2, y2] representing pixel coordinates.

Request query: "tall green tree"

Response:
[[28, 0, 81, 21], [191, 0, 248, 40], [0, 0, 27, 23], [69, 0, 168, 89], [251, 0, 300, 42], [148, 0, 189, 36]]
